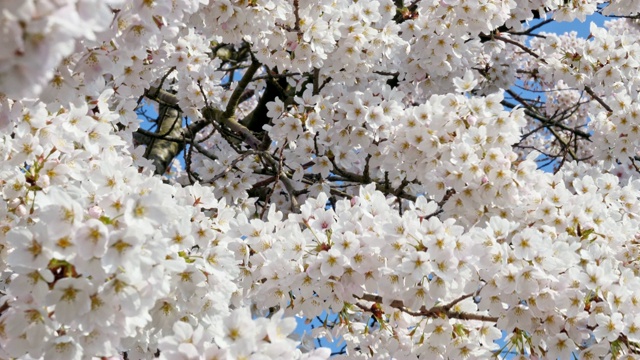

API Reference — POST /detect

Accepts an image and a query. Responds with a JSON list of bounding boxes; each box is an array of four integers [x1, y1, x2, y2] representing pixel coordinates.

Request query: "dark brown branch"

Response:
[[224, 59, 261, 119], [293, 0, 301, 33], [507, 18, 553, 36], [584, 85, 613, 113], [354, 292, 498, 322], [501, 99, 591, 139], [241, 68, 290, 133], [209, 151, 255, 183], [202, 107, 261, 149], [479, 9, 546, 42], [261, 151, 300, 212], [493, 35, 547, 63]]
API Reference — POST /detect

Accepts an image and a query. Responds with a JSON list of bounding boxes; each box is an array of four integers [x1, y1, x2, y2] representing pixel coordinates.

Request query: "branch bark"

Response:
[[144, 104, 184, 175], [241, 69, 290, 133], [355, 292, 498, 322]]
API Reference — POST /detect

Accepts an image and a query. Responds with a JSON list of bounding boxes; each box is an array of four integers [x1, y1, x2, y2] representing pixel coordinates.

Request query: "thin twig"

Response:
[[154, 67, 176, 98], [584, 85, 613, 112], [209, 151, 255, 183], [493, 35, 547, 64], [508, 18, 554, 36]]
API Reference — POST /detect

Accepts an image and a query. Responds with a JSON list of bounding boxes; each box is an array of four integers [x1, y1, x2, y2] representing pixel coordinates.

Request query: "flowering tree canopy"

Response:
[[2, 0, 640, 359]]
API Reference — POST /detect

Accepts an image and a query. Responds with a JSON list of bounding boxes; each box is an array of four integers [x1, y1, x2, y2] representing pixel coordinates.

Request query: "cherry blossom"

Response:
[[3, 0, 640, 359]]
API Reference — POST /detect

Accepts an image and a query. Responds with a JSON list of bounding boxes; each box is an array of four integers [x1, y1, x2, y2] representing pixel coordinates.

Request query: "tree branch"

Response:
[[354, 292, 498, 322], [224, 59, 261, 119], [143, 104, 183, 175], [584, 85, 613, 113], [493, 35, 547, 63]]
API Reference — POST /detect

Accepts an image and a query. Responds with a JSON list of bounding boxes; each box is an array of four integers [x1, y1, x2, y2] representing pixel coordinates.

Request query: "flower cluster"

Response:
[[0, 0, 123, 99], [2, 0, 640, 359], [230, 173, 640, 358], [517, 20, 640, 168], [0, 97, 216, 358]]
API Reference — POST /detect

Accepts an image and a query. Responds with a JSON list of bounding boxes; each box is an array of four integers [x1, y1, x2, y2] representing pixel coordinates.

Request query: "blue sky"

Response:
[[545, 11, 608, 37]]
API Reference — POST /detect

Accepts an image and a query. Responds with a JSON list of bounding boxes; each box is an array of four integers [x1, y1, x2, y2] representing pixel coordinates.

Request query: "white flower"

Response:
[[545, 333, 576, 360], [158, 322, 207, 360], [593, 312, 624, 342], [8, 268, 54, 301], [400, 251, 431, 282], [75, 218, 109, 260], [6, 226, 52, 270], [318, 248, 348, 277], [102, 229, 143, 273], [44, 335, 82, 360], [215, 308, 257, 352], [47, 277, 92, 325], [453, 70, 478, 93], [123, 192, 170, 235]]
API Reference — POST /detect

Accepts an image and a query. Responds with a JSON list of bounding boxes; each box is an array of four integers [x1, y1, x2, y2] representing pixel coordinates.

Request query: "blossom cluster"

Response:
[[518, 19, 640, 168], [0, 0, 123, 99], [0, 91, 331, 359], [2, 0, 640, 359], [232, 174, 640, 358]]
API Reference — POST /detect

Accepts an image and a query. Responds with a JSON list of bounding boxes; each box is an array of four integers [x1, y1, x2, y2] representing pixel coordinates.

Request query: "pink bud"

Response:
[[88, 206, 103, 218], [287, 40, 298, 51]]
